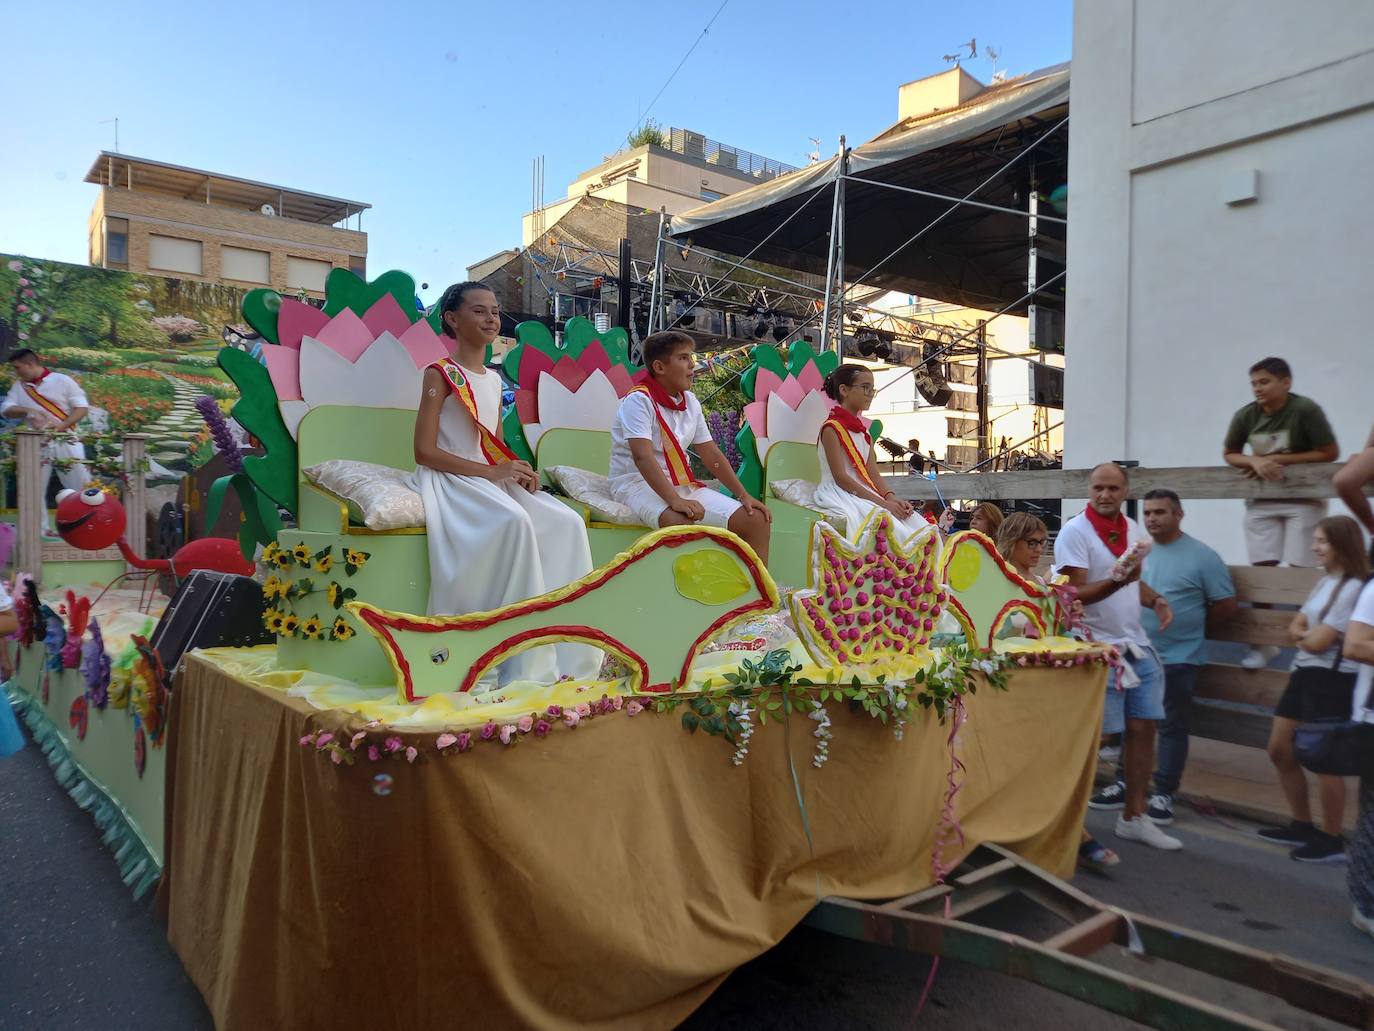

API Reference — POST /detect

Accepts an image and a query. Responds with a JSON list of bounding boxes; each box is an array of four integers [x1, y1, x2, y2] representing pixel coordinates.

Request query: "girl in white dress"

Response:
[[412, 282, 600, 686], [814, 364, 931, 543]]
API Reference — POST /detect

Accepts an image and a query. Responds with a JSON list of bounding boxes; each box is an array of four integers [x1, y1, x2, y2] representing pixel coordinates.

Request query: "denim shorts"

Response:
[[1102, 647, 1166, 735]]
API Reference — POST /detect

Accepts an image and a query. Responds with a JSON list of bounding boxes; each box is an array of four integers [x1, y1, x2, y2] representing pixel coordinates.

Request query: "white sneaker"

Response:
[[1098, 744, 1122, 762], [1116, 814, 1183, 850], [1354, 907, 1374, 940], [1241, 645, 1279, 670]]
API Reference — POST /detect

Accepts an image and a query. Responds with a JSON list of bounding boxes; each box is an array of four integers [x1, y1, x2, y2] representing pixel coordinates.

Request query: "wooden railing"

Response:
[[885, 462, 1371, 753], [14, 429, 149, 582]]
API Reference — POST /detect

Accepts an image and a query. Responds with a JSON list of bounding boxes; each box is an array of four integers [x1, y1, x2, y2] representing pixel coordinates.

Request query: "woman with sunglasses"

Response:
[[997, 512, 1121, 872]]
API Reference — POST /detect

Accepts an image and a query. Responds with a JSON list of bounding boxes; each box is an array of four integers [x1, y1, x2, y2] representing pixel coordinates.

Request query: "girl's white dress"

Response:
[[411, 366, 601, 686], [813, 425, 930, 544]]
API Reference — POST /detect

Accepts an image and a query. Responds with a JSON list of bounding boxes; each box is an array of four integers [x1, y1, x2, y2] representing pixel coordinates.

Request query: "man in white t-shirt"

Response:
[[1342, 579, 1374, 939], [2, 349, 92, 492], [609, 331, 771, 562], [1055, 462, 1182, 851]]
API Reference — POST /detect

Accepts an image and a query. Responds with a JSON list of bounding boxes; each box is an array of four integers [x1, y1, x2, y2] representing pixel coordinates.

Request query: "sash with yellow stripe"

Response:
[[23, 382, 68, 423], [822, 416, 886, 497], [628, 384, 701, 487], [431, 360, 516, 465]]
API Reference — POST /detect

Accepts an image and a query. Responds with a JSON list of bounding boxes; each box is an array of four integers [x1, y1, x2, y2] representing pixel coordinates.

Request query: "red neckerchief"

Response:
[[827, 404, 868, 435], [640, 375, 687, 412], [36, 368, 51, 382], [1084, 505, 1128, 557]]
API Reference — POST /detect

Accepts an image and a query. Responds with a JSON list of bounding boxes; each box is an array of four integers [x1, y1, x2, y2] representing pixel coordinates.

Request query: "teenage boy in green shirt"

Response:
[[1223, 356, 1339, 666]]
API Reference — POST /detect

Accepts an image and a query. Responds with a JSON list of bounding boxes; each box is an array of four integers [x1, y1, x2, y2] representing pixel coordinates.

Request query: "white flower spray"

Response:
[[728, 700, 754, 766], [809, 700, 832, 768]]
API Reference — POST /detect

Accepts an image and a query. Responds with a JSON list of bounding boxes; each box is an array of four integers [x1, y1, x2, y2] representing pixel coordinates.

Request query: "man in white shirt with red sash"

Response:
[[3, 349, 92, 491], [1055, 462, 1183, 851]]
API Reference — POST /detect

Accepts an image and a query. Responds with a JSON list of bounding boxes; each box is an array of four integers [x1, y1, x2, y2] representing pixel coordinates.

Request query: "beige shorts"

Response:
[[1244, 499, 1326, 566]]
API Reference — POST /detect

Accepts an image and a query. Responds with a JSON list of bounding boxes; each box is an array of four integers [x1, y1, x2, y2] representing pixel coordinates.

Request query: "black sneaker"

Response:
[[1256, 820, 1316, 847], [1146, 793, 1174, 825], [1291, 832, 1347, 864], [1089, 781, 1126, 810]]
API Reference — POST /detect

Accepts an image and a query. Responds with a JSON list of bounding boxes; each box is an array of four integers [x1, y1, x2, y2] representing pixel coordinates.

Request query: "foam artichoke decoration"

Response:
[[501, 316, 640, 465], [214, 269, 457, 557], [733, 339, 881, 498]]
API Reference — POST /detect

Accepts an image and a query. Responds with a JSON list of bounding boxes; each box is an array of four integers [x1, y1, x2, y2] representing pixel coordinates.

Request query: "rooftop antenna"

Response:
[[100, 117, 119, 153], [806, 137, 822, 164], [987, 45, 1008, 82]]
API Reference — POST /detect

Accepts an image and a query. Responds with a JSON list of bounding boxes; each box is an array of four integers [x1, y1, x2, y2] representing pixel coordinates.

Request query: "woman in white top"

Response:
[[813, 364, 931, 544], [412, 282, 600, 687], [1258, 516, 1369, 862], [1341, 576, 1374, 939]]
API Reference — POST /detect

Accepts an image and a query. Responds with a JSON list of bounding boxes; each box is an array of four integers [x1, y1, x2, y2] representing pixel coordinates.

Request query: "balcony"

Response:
[[666, 128, 799, 182]]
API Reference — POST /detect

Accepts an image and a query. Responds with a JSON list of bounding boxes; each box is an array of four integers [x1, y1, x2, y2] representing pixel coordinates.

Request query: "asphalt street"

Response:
[[2, 734, 1370, 1030]]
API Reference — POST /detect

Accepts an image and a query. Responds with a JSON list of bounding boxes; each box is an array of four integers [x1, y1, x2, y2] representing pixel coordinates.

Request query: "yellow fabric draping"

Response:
[[158, 652, 1106, 1030]]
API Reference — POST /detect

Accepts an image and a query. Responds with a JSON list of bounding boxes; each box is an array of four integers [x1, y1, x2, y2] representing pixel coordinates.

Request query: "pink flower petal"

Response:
[[350, 731, 367, 750], [518, 346, 555, 392], [743, 399, 769, 437], [754, 368, 783, 401], [260, 343, 303, 401], [313, 308, 374, 363], [436, 732, 457, 750], [405, 746, 418, 764], [361, 294, 413, 341], [796, 362, 825, 395], [397, 319, 450, 369], [578, 341, 612, 375], [603, 364, 637, 397], [549, 356, 589, 393], [775, 375, 806, 410], [276, 300, 330, 350]]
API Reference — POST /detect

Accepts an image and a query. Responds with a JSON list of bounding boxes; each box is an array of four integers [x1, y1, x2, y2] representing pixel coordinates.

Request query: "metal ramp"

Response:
[[804, 844, 1374, 1030]]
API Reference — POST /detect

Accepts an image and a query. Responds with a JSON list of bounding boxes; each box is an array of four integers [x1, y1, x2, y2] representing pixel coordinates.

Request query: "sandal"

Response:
[[1078, 835, 1121, 871]]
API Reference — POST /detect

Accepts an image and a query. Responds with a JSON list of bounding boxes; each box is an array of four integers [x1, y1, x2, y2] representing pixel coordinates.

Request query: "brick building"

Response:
[[84, 152, 368, 298]]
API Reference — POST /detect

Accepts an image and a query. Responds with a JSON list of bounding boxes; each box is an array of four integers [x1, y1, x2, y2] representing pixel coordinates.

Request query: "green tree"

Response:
[[627, 119, 666, 149]]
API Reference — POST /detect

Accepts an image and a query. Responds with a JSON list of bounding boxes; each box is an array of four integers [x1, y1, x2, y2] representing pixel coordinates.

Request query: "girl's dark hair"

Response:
[[641, 330, 694, 370], [823, 363, 868, 401], [436, 281, 495, 337]]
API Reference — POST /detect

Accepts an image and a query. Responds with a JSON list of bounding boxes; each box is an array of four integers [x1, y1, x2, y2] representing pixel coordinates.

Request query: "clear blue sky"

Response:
[[0, 0, 1072, 305]]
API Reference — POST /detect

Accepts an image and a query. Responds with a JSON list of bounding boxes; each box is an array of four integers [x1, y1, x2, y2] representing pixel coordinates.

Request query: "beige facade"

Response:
[[897, 67, 985, 122], [523, 138, 792, 246], [85, 154, 368, 298]]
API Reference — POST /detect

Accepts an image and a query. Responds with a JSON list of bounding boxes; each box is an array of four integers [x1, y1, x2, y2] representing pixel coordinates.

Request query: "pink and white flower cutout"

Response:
[[514, 341, 640, 452], [260, 295, 450, 438], [743, 363, 836, 463]]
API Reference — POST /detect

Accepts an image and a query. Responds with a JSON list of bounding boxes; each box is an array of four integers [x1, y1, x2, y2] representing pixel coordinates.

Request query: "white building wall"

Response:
[[1066, 0, 1374, 561]]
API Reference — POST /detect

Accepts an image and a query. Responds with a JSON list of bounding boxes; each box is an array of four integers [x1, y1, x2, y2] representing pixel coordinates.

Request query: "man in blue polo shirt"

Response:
[[1107, 489, 1237, 825]]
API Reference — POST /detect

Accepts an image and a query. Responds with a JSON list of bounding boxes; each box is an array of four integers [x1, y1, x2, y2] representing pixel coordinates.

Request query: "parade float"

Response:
[[4, 269, 1115, 1030]]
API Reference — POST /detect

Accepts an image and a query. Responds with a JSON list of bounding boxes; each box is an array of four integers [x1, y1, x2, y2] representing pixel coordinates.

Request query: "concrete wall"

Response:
[[90, 187, 366, 296], [1066, 0, 1374, 560]]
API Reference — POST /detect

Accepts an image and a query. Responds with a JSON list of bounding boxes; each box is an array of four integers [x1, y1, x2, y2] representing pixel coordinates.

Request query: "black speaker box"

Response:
[[149, 571, 271, 679]]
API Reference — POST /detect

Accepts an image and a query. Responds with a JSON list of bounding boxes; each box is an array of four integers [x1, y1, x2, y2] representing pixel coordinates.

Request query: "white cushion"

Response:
[[303, 460, 425, 530], [769, 478, 846, 533], [545, 466, 642, 526], [769, 477, 819, 508]]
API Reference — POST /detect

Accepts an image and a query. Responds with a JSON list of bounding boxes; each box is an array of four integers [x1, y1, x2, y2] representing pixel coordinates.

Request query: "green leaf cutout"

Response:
[[672, 548, 751, 605]]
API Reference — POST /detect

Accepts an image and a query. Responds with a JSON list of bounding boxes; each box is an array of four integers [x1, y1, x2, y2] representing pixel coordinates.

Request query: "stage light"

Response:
[[673, 296, 696, 327], [771, 317, 790, 343], [855, 330, 878, 356], [873, 340, 893, 361]]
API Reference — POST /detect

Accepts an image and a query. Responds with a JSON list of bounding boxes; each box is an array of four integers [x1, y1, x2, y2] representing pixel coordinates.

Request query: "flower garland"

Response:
[[261, 542, 368, 641], [195, 394, 243, 474]]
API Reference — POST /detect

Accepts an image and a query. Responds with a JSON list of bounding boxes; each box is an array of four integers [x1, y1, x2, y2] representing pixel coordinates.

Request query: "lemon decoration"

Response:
[[947, 541, 982, 592]]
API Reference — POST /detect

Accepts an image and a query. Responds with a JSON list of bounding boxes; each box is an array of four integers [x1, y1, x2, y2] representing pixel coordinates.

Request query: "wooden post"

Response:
[[121, 434, 149, 560], [15, 429, 44, 579]]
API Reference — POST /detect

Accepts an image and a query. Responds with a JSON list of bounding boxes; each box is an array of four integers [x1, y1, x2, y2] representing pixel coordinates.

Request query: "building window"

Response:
[[222, 246, 270, 284], [148, 234, 203, 275], [700, 188, 723, 202], [105, 217, 129, 267], [349, 256, 366, 280], [287, 256, 331, 293]]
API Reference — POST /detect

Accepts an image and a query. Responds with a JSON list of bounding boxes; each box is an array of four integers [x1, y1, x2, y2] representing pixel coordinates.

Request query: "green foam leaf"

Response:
[[218, 347, 298, 514]]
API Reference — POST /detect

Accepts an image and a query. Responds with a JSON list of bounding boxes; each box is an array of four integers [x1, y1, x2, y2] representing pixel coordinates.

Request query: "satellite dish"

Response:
[[260, 203, 277, 216]]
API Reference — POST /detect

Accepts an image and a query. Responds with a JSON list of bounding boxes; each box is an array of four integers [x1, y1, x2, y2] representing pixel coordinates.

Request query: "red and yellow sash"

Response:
[[821, 415, 885, 497], [628, 384, 701, 487], [431, 360, 515, 466], [23, 371, 68, 423]]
